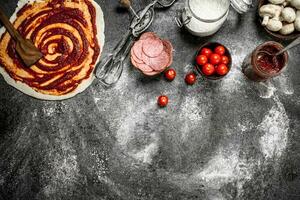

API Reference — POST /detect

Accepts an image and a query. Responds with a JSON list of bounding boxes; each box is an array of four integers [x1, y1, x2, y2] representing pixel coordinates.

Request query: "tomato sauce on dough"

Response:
[[0, 0, 101, 96]]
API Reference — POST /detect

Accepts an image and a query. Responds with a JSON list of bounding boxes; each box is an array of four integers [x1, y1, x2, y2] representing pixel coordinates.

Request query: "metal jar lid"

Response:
[[230, 0, 253, 14], [188, 0, 230, 23]]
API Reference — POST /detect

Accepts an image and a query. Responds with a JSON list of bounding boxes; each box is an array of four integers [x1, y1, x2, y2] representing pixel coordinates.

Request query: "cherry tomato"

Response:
[[185, 72, 197, 85], [164, 68, 176, 81], [221, 55, 229, 65], [196, 55, 208, 66], [157, 95, 168, 107], [202, 63, 215, 76], [216, 64, 229, 76], [209, 53, 221, 65], [200, 48, 213, 58], [214, 45, 226, 55]]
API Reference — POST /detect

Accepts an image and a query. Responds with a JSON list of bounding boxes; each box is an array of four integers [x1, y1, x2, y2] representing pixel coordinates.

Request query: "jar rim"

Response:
[[188, 0, 230, 23]]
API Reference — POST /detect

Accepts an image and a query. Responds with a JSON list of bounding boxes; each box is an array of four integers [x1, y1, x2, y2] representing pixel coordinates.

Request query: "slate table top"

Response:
[[1, 0, 300, 200]]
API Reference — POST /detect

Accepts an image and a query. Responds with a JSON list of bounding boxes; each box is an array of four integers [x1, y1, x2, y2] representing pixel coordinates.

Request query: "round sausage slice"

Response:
[[141, 52, 151, 66], [131, 56, 139, 68], [162, 40, 173, 67], [132, 40, 144, 60], [131, 47, 144, 64], [140, 32, 157, 40], [149, 50, 170, 71], [142, 38, 164, 58], [137, 63, 154, 73], [143, 70, 160, 76]]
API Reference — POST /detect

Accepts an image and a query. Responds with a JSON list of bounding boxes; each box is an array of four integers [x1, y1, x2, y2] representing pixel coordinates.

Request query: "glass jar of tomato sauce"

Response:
[[242, 41, 288, 81]]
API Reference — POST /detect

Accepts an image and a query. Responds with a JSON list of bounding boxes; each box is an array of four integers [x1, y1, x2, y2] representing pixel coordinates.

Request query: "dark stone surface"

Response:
[[1, 0, 300, 199]]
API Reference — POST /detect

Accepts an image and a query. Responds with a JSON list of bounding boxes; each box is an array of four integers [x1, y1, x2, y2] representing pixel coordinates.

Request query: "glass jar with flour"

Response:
[[175, 0, 252, 37]]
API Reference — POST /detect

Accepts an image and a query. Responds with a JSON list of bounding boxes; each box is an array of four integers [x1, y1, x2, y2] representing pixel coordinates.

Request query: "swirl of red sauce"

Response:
[[0, 0, 101, 96]]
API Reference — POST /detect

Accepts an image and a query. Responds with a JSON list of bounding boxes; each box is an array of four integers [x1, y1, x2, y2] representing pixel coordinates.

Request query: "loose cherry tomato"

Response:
[[220, 55, 229, 65], [185, 72, 197, 85], [164, 68, 176, 81], [202, 63, 215, 76], [157, 95, 168, 107], [209, 53, 221, 65], [200, 48, 213, 58], [216, 64, 229, 76], [214, 45, 226, 55], [196, 55, 208, 66]]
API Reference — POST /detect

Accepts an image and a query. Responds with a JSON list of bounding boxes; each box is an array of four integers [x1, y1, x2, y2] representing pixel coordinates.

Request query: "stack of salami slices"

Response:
[[131, 32, 173, 76]]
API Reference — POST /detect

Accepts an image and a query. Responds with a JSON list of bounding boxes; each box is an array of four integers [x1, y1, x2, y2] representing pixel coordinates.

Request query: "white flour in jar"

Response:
[[183, 0, 230, 36], [189, 0, 229, 21]]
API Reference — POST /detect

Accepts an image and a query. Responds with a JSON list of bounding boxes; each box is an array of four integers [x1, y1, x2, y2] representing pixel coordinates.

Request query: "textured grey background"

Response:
[[1, 0, 300, 199]]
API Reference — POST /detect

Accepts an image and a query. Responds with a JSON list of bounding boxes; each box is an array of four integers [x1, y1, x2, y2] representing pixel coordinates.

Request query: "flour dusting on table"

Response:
[[259, 97, 289, 159]]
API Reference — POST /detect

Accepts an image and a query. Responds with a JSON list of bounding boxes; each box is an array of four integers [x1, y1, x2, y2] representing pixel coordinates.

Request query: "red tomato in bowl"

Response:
[[196, 55, 208, 66], [220, 55, 229, 65], [216, 64, 229, 76], [200, 48, 213, 58], [202, 63, 215, 76], [214, 45, 226, 55], [209, 53, 221, 65]]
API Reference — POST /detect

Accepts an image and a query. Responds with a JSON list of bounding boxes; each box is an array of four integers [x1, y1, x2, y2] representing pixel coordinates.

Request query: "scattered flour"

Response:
[[219, 67, 243, 93], [195, 152, 239, 188], [167, 91, 290, 199], [115, 107, 145, 147], [91, 149, 108, 179], [179, 95, 206, 122], [256, 73, 294, 99], [257, 82, 277, 99], [129, 137, 159, 164], [194, 149, 253, 194], [43, 129, 79, 197], [94, 97, 101, 103], [168, 148, 255, 199], [237, 122, 252, 133], [89, 44, 292, 200], [178, 95, 212, 141], [43, 106, 55, 116], [32, 109, 38, 118], [115, 99, 159, 165], [258, 96, 289, 159], [273, 74, 294, 95]]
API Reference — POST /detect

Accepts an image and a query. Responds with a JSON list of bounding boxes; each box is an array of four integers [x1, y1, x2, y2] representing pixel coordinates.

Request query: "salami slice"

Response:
[[131, 47, 144, 64], [162, 40, 173, 67], [141, 52, 151, 66], [163, 40, 173, 55], [140, 32, 157, 40], [142, 38, 164, 58], [132, 40, 144, 60], [131, 56, 139, 68], [132, 55, 144, 65], [137, 63, 154, 73], [149, 50, 170, 71], [143, 70, 160, 76]]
